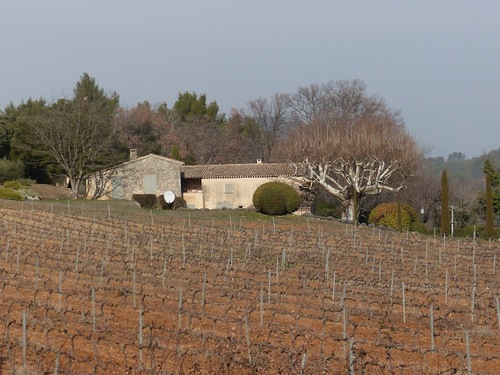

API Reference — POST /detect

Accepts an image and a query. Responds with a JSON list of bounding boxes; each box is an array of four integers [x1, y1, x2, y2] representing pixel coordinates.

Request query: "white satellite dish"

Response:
[[164, 190, 175, 204]]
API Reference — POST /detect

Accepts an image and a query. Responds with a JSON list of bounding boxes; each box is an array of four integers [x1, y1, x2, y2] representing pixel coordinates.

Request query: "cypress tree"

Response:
[[485, 173, 494, 238], [441, 170, 450, 236]]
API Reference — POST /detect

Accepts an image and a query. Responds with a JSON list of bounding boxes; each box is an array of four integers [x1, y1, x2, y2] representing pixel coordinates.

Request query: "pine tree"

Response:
[[485, 173, 494, 238], [441, 170, 450, 236]]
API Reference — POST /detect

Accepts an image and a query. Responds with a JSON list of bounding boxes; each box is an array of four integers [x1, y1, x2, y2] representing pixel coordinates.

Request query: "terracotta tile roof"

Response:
[[181, 163, 297, 179]]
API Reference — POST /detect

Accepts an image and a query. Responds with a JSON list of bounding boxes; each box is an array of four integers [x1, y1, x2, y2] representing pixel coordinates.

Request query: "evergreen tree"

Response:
[[485, 173, 494, 238], [169, 145, 181, 160], [482, 159, 500, 215], [173, 91, 220, 121], [441, 170, 450, 235]]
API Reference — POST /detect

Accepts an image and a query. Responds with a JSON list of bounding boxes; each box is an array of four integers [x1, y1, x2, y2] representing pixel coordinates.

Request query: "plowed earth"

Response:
[[0, 204, 499, 374]]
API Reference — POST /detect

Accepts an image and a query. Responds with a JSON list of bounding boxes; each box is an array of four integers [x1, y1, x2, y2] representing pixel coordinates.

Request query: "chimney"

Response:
[[130, 149, 138, 160], [256, 159, 262, 164]]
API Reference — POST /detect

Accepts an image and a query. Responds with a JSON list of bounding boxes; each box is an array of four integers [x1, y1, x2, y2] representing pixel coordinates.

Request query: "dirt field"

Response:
[[0, 200, 499, 374]]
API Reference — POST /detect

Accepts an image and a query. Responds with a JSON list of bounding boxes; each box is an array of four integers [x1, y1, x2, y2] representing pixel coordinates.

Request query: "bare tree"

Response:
[[284, 81, 422, 222], [86, 166, 120, 199], [245, 93, 291, 161], [288, 83, 325, 124], [288, 79, 387, 124], [23, 96, 119, 198]]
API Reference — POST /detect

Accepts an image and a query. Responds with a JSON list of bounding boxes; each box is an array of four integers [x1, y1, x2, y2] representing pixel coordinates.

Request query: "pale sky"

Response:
[[1, 1, 499, 159]]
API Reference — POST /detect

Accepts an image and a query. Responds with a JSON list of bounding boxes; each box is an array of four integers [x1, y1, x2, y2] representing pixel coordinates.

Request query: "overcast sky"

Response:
[[1, 1, 499, 159]]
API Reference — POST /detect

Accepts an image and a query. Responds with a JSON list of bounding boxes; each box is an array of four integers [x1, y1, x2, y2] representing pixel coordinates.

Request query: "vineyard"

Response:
[[0, 201, 499, 374]]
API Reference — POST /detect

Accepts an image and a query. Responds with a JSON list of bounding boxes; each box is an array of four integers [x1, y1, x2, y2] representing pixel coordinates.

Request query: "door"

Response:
[[143, 174, 157, 194]]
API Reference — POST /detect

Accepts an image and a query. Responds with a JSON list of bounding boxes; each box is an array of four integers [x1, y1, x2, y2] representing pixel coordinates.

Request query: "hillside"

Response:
[[426, 148, 500, 183]]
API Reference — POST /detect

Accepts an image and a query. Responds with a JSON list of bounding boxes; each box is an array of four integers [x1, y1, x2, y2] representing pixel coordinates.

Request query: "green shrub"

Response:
[[410, 221, 431, 234], [16, 178, 36, 186], [3, 180, 24, 190], [369, 202, 419, 231], [132, 194, 158, 209], [258, 188, 287, 215], [158, 195, 187, 210], [455, 225, 481, 238], [455, 224, 500, 239], [0, 158, 24, 183], [0, 187, 24, 201], [253, 182, 301, 215], [312, 199, 342, 218]]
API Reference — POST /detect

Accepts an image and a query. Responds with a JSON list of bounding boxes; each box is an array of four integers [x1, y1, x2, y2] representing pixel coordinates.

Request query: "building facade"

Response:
[[181, 163, 298, 209], [86, 152, 183, 200], [87, 152, 301, 210]]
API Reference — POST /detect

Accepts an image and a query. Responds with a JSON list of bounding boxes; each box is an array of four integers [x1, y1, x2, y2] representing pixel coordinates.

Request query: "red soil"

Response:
[[0, 207, 498, 374]]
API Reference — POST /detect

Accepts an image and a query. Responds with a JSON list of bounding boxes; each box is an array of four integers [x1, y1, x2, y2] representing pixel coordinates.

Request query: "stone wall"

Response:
[[115, 155, 182, 199], [87, 155, 183, 200]]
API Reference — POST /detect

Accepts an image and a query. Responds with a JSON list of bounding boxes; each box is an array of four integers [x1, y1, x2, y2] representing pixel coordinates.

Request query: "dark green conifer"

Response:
[[485, 173, 494, 238]]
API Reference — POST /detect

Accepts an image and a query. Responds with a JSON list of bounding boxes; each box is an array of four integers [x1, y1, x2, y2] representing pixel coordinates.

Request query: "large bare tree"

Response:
[[22, 74, 121, 198], [284, 80, 422, 222]]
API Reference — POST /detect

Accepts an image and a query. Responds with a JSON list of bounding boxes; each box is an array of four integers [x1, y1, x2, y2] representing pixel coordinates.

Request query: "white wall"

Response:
[[183, 177, 294, 209]]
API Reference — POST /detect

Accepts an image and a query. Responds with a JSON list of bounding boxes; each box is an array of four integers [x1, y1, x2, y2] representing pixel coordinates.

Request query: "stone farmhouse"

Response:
[[86, 151, 184, 201], [86, 150, 303, 210]]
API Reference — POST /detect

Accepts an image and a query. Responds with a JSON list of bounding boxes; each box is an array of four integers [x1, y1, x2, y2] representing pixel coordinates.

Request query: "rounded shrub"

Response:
[[369, 202, 419, 231], [259, 188, 287, 215], [253, 181, 301, 215]]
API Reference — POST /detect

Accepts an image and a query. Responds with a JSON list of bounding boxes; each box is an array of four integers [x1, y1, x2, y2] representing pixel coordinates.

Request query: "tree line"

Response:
[[1, 73, 498, 234]]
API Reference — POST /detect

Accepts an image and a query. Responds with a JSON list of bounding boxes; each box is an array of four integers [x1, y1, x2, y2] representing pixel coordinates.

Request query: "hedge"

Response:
[[132, 194, 158, 209]]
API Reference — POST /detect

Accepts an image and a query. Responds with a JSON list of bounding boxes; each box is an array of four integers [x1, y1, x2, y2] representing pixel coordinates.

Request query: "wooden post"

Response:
[[402, 281, 406, 323], [22, 310, 27, 372], [430, 304, 435, 350]]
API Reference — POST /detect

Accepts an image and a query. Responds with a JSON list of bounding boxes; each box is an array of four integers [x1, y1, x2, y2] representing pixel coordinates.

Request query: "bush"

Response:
[[369, 202, 419, 231], [314, 201, 342, 218], [0, 158, 24, 183], [16, 178, 36, 186], [253, 182, 301, 215], [0, 187, 24, 201], [410, 221, 431, 234], [3, 180, 24, 190], [158, 195, 187, 210], [455, 224, 500, 239], [258, 188, 287, 215], [132, 194, 158, 209]]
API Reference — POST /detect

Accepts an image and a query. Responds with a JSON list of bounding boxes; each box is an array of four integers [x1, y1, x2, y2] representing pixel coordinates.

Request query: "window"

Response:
[[224, 184, 234, 194]]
